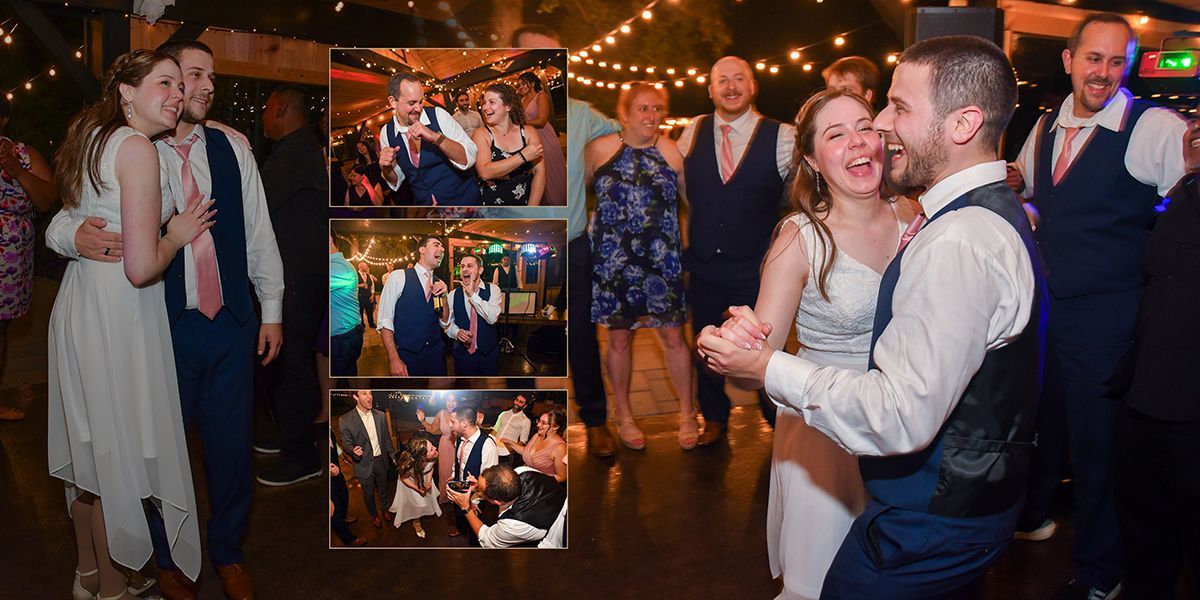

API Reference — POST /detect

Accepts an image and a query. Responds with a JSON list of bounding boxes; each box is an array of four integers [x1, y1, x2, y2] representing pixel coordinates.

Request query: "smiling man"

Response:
[[378, 73, 479, 206], [1007, 13, 1198, 600], [698, 36, 1044, 597], [444, 254, 502, 376], [376, 236, 450, 376], [677, 56, 797, 443], [45, 39, 284, 600]]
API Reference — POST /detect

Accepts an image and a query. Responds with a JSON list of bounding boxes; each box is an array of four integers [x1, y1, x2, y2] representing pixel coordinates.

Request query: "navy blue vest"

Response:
[[452, 285, 497, 354], [861, 180, 1047, 519], [493, 265, 518, 290], [683, 114, 784, 264], [453, 431, 494, 481], [164, 127, 253, 326], [501, 470, 567, 546], [1033, 100, 1160, 299], [385, 107, 481, 206], [391, 268, 442, 353]]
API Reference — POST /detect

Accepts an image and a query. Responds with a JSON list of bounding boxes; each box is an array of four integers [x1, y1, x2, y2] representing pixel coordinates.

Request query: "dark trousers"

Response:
[[269, 278, 325, 469], [1116, 408, 1200, 600], [688, 268, 775, 426], [569, 235, 608, 427], [821, 502, 1014, 599], [358, 289, 376, 329], [358, 457, 391, 518], [1019, 290, 1137, 590], [330, 470, 356, 545], [149, 308, 256, 569], [330, 324, 363, 377], [452, 344, 499, 376], [397, 340, 448, 376]]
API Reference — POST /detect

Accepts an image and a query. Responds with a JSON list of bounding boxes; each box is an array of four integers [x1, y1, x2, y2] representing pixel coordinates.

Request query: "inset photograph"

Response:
[[329, 219, 566, 377], [329, 389, 568, 548], [329, 48, 567, 208]]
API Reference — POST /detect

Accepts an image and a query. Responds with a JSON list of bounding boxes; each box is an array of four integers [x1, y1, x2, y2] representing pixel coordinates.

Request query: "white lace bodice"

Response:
[[75, 127, 174, 231]]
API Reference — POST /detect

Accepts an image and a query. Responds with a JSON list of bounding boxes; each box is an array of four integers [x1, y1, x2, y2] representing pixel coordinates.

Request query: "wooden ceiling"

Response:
[[330, 218, 567, 245]]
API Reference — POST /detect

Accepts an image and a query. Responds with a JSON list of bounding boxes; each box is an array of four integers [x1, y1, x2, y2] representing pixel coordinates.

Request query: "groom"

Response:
[[46, 40, 284, 600], [698, 36, 1045, 598]]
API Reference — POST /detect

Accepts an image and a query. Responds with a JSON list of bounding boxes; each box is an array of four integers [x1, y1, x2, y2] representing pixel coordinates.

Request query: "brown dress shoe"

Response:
[[216, 563, 254, 600], [382, 510, 395, 522], [157, 567, 197, 600], [372, 515, 382, 528], [586, 425, 616, 457], [696, 421, 727, 447]]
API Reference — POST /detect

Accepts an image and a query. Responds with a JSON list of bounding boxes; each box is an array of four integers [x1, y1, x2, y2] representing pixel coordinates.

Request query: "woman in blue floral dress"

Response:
[[0, 96, 57, 420], [584, 83, 698, 451]]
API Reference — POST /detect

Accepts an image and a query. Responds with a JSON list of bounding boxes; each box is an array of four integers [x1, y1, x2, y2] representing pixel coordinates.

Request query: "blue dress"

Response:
[[590, 141, 685, 329]]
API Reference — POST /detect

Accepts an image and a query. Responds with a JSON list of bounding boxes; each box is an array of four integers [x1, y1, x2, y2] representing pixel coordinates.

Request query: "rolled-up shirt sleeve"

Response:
[[477, 518, 544, 548], [376, 269, 404, 332]]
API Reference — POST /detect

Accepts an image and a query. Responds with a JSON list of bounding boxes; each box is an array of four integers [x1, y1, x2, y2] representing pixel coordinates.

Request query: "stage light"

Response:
[[834, 36, 845, 46], [790, 50, 801, 60]]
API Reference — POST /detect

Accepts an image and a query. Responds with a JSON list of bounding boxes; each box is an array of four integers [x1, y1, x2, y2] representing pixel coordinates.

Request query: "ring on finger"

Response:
[[103, 247, 110, 256]]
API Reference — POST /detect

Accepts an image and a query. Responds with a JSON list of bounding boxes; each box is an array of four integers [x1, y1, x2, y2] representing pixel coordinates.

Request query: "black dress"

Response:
[[478, 125, 535, 206], [346, 184, 374, 207]]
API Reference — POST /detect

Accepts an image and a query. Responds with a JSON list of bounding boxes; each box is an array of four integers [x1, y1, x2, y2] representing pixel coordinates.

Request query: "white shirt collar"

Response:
[[714, 109, 759, 134], [919, 160, 1008, 218], [463, 428, 481, 445], [1055, 88, 1132, 133], [413, 263, 432, 280], [159, 124, 206, 149]]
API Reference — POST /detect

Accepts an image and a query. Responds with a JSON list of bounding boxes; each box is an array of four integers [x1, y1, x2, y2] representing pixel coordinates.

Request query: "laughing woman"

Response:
[[48, 50, 211, 599], [471, 82, 545, 206]]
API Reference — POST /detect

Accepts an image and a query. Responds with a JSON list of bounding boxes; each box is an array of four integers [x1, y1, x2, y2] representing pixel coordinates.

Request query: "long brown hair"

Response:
[[786, 89, 875, 301], [483, 83, 526, 128], [396, 436, 431, 487], [54, 49, 177, 209]]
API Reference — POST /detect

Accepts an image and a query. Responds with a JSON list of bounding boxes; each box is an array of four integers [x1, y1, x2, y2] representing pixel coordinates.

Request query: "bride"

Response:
[[702, 89, 917, 599], [47, 49, 212, 599]]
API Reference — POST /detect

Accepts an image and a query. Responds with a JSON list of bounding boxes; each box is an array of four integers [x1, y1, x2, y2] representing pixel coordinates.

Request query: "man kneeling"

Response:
[[447, 464, 566, 548]]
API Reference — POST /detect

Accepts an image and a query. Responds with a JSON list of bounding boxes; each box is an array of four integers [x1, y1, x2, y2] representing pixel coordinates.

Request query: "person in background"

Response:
[[356, 261, 377, 329], [821, 56, 880, 104], [472, 82, 545, 206], [503, 409, 567, 483], [447, 463, 566, 548], [451, 91, 484, 137], [329, 236, 362, 377], [517, 72, 566, 206]]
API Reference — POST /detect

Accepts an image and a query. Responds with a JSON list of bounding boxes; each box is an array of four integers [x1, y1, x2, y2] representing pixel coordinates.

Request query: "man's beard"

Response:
[[181, 97, 208, 125], [892, 123, 946, 191]]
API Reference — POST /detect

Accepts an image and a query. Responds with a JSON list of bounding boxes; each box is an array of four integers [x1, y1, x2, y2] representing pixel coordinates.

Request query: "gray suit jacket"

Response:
[[338, 408, 394, 479]]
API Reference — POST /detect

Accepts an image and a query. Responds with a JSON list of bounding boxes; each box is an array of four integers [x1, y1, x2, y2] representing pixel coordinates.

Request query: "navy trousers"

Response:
[[821, 501, 1015, 599], [398, 340, 447, 376], [1019, 289, 1137, 590], [569, 235, 608, 427], [148, 308, 257, 569], [330, 324, 363, 377], [452, 344, 498, 376], [330, 469, 356, 546]]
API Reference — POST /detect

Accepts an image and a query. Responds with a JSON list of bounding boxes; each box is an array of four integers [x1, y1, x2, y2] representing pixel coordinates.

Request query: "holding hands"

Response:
[[695, 305, 776, 388]]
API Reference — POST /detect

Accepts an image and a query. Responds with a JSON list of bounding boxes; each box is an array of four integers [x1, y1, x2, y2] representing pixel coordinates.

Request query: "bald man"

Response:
[[678, 56, 796, 444]]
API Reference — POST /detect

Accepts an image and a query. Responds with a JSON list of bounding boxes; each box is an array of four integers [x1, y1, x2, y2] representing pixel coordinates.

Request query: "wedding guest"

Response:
[[472, 82, 545, 206], [449, 403, 498, 546], [451, 91, 484, 136], [259, 83, 328, 487], [415, 394, 459, 507], [517, 72, 566, 205], [329, 236, 362, 377], [1008, 14, 1198, 599], [378, 73, 479, 206], [353, 140, 383, 188], [376, 236, 449, 376], [338, 390, 396, 529], [48, 49, 207, 599], [822, 56, 880, 103], [490, 254, 521, 290], [504, 409, 567, 483], [388, 436, 441, 538], [586, 82, 696, 450], [344, 165, 382, 208], [678, 56, 797, 443], [447, 464, 566, 548], [492, 394, 531, 466], [356, 261, 378, 328], [0, 95, 57, 421], [444, 254, 502, 376], [330, 427, 366, 546]]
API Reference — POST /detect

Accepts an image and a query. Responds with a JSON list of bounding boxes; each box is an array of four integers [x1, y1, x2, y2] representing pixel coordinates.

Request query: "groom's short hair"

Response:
[[388, 73, 422, 100], [899, 36, 1016, 150]]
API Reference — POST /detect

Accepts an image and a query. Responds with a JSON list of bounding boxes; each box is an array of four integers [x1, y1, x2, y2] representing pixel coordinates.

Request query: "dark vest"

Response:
[[453, 432, 494, 481], [500, 470, 567, 546], [164, 127, 253, 326], [493, 265, 518, 290], [683, 114, 784, 264], [1033, 100, 1161, 299], [452, 285, 497, 354], [390, 268, 442, 353], [385, 107, 481, 206], [860, 180, 1047, 519]]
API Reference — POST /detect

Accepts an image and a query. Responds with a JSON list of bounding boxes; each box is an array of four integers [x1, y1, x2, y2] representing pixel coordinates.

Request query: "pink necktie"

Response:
[[1052, 127, 1081, 186], [719, 124, 735, 183], [467, 293, 478, 355], [403, 131, 420, 168], [898, 212, 926, 252], [422, 272, 431, 301], [172, 139, 222, 320]]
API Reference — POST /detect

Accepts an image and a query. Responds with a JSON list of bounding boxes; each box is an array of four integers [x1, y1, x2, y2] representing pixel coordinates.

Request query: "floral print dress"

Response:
[[590, 141, 685, 329], [0, 139, 34, 320], [478, 125, 535, 206]]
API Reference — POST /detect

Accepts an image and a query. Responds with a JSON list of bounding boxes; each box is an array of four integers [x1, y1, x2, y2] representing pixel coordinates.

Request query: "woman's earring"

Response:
[[124, 102, 133, 121], [815, 171, 822, 196]]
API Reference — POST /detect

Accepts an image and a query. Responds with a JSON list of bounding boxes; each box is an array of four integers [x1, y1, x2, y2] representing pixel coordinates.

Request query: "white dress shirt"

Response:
[[379, 106, 478, 191], [455, 428, 499, 478], [443, 282, 502, 339], [478, 466, 552, 548], [357, 407, 383, 457], [491, 408, 531, 458], [1015, 89, 1188, 198], [677, 109, 796, 181], [764, 161, 1035, 456], [45, 126, 285, 323], [375, 263, 450, 333]]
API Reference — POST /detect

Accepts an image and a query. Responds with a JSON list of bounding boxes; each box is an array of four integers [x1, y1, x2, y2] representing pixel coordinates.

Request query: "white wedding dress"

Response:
[[47, 127, 202, 580], [768, 211, 903, 600], [390, 460, 441, 526]]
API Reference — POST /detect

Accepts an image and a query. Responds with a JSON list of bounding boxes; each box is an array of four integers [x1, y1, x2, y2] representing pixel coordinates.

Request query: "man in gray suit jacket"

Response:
[[338, 390, 395, 528]]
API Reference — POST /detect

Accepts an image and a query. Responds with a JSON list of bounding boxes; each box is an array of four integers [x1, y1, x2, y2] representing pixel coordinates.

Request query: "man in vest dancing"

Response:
[[447, 404, 498, 547], [376, 236, 449, 377], [445, 255, 502, 376], [699, 36, 1046, 598]]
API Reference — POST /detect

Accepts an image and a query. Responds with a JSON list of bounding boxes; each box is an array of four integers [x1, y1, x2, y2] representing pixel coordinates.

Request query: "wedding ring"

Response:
[[103, 247, 110, 256]]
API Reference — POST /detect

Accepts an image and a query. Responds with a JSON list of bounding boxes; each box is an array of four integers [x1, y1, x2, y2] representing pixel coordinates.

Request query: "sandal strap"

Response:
[[76, 568, 100, 577]]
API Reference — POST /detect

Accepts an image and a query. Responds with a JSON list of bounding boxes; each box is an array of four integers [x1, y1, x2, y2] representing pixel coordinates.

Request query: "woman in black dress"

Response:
[[344, 165, 382, 208], [470, 82, 545, 206], [353, 140, 383, 187]]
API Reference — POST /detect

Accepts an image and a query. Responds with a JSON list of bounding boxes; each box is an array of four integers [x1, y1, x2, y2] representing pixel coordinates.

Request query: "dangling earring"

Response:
[[123, 101, 133, 121], [814, 171, 822, 196]]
